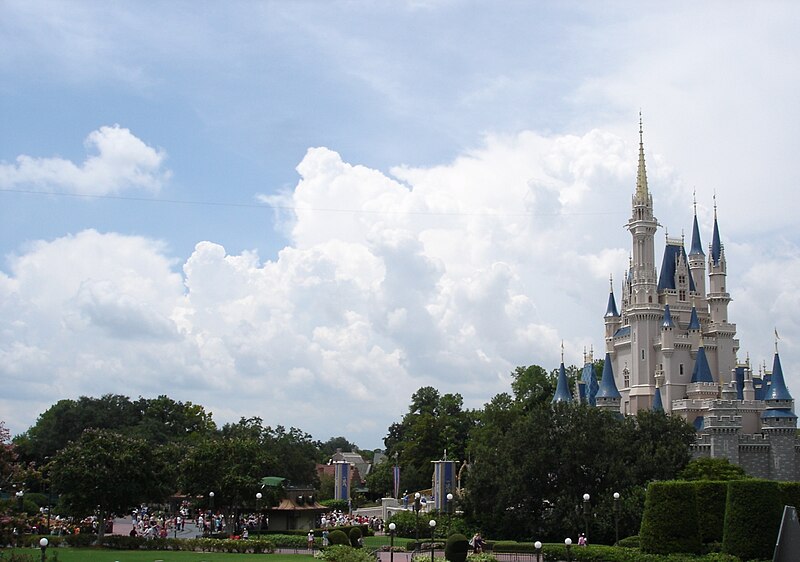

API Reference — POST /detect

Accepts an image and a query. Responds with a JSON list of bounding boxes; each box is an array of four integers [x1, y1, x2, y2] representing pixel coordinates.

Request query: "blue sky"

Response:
[[2, 1, 800, 449]]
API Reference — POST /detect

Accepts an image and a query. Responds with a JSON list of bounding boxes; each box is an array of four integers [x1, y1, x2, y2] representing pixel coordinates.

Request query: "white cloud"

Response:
[[4, 125, 800, 449], [0, 125, 169, 195]]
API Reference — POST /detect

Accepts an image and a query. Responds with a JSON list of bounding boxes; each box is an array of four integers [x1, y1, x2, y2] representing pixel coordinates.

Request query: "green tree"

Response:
[[383, 387, 475, 492], [365, 456, 393, 498], [49, 428, 169, 541], [678, 457, 748, 481]]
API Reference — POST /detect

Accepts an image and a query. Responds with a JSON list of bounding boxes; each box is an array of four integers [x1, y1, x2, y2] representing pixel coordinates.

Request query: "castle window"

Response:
[[679, 364, 684, 376], [678, 274, 686, 286], [679, 290, 686, 301], [623, 367, 630, 387], [648, 296, 653, 303], [641, 349, 645, 361]]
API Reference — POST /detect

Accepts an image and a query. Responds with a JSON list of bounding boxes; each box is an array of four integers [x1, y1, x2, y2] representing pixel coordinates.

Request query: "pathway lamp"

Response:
[[414, 492, 421, 545], [256, 492, 263, 535], [582, 493, 590, 539], [39, 537, 48, 562], [429, 519, 436, 562], [564, 537, 572, 562], [209, 491, 215, 534], [446, 492, 453, 534], [613, 492, 620, 545], [534, 540, 542, 562], [16, 490, 23, 512], [389, 522, 396, 562]]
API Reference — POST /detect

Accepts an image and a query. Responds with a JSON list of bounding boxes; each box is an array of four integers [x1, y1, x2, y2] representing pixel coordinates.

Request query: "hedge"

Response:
[[445, 534, 469, 562], [640, 481, 702, 554], [694, 481, 728, 544], [17, 534, 275, 553], [722, 479, 782, 561], [778, 481, 800, 510]]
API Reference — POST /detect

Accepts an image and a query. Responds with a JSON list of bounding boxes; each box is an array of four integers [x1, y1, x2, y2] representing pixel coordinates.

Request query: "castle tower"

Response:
[[761, 346, 797, 480], [624, 117, 662, 412], [706, 201, 738, 385], [688, 196, 707, 307], [596, 353, 622, 413], [552, 344, 574, 404], [657, 304, 677, 411], [605, 276, 622, 353]]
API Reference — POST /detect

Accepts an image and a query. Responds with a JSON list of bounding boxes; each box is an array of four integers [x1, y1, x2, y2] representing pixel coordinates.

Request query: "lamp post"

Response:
[[39, 537, 48, 562], [16, 490, 23, 512], [256, 492, 263, 536], [613, 492, 620, 546], [564, 537, 572, 562], [446, 492, 453, 535], [534, 540, 542, 562], [389, 522, 396, 562], [414, 492, 421, 545], [429, 519, 436, 562], [582, 493, 590, 540], [209, 492, 215, 534]]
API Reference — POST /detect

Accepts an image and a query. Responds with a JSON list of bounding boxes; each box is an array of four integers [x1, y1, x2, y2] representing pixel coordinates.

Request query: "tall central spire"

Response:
[[636, 112, 649, 198]]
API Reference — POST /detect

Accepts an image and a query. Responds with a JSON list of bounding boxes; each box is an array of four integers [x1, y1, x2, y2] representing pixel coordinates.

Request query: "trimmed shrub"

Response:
[[694, 481, 728, 543], [318, 544, 376, 562], [722, 479, 783, 561], [639, 480, 701, 554], [349, 526, 363, 548], [329, 529, 350, 546], [616, 535, 639, 548], [445, 533, 469, 562], [779, 481, 800, 510]]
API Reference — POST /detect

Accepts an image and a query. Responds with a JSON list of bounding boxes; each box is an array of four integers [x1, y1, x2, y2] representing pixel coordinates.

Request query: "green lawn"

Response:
[[0, 549, 317, 562]]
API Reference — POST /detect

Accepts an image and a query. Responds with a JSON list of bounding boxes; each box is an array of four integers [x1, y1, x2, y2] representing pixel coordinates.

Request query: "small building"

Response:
[[266, 485, 328, 531]]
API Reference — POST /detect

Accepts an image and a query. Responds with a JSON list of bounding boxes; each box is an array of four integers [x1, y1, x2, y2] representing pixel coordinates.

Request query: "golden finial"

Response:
[[561, 340, 565, 363]]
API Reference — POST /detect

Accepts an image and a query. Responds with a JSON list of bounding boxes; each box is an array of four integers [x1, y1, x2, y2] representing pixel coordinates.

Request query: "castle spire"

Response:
[[636, 112, 649, 198], [689, 192, 704, 256], [605, 275, 620, 317], [711, 194, 722, 265], [552, 360, 574, 404]]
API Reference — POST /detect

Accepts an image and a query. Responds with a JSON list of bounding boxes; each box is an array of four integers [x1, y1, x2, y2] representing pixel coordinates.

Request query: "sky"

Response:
[[2, 1, 800, 450]]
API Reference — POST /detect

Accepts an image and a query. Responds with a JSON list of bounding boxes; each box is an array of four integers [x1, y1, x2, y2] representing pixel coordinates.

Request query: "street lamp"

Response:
[[16, 490, 23, 512], [564, 537, 572, 562], [429, 519, 436, 562], [388, 522, 396, 562], [534, 540, 542, 562], [39, 537, 48, 562], [414, 492, 421, 545], [613, 492, 620, 545], [446, 492, 453, 535], [256, 492, 263, 536], [209, 492, 215, 534], [582, 493, 590, 540]]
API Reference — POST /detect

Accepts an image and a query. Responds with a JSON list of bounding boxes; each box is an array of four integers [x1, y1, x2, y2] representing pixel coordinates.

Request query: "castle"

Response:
[[553, 119, 799, 481]]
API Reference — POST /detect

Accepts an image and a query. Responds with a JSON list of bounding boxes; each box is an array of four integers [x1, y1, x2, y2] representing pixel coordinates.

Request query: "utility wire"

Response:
[[0, 187, 625, 217]]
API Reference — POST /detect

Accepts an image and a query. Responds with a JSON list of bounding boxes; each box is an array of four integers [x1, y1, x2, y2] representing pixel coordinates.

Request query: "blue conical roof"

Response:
[[711, 215, 722, 265], [688, 305, 701, 330], [652, 387, 664, 411], [552, 362, 573, 403], [689, 213, 705, 256], [581, 362, 599, 407], [605, 289, 620, 318], [691, 347, 714, 383], [662, 304, 675, 328], [596, 353, 621, 399], [764, 352, 793, 401]]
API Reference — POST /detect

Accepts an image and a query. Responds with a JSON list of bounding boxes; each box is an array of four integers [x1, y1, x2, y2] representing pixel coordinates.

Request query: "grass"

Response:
[[0, 549, 317, 562]]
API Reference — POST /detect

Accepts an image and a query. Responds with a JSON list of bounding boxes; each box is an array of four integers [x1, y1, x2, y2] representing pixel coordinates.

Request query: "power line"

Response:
[[0, 187, 625, 218]]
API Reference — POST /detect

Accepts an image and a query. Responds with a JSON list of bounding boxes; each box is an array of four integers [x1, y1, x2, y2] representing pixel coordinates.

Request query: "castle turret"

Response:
[[596, 353, 621, 412], [688, 196, 707, 304], [605, 276, 622, 352], [761, 345, 797, 480], [625, 117, 662, 413], [708, 203, 731, 323], [552, 344, 574, 404]]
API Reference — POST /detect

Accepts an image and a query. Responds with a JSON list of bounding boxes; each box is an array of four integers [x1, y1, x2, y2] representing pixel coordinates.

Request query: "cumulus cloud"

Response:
[[0, 125, 169, 195], [3, 127, 799, 448]]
